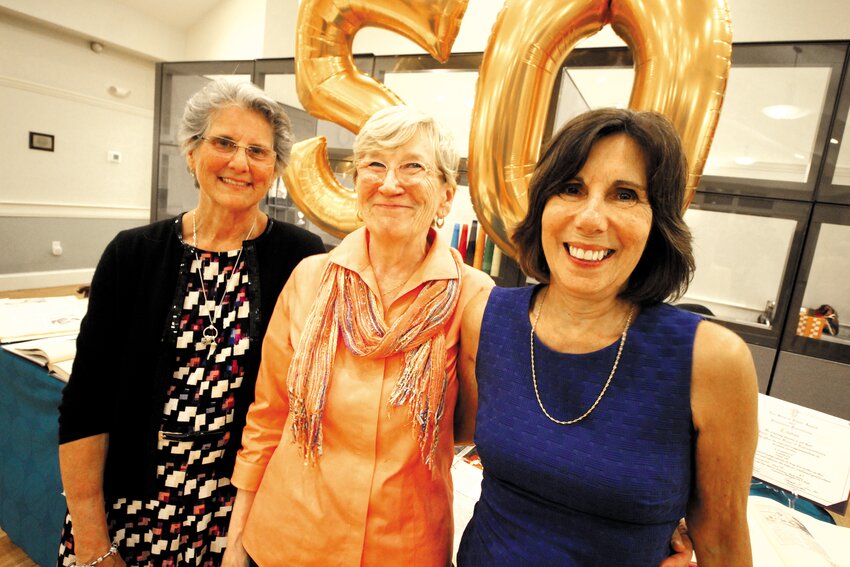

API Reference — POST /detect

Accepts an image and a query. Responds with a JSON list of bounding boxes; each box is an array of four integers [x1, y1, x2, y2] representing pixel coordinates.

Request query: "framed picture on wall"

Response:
[[29, 132, 54, 152]]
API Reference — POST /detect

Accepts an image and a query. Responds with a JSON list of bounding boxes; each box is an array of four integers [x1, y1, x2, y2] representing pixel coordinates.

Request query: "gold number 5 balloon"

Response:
[[287, 0, 732, 258], [284, 0, 470, 239]]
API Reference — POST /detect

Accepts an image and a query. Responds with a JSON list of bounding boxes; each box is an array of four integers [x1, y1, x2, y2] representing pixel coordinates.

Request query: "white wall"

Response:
[[187, 0, 267, 61], [0, 11, 153, 287], [0, 0, 186, 61], [0, 12, 153, 217]]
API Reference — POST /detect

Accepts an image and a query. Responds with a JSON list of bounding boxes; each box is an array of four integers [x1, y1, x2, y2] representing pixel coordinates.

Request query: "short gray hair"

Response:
[[353, 106, 459, 192], [178, 78, 293, 176]]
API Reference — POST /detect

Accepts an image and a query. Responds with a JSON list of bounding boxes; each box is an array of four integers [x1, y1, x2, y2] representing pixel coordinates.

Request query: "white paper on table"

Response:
[[0, 296, 88, 343], [748, 495, 850, 567], [753, 394, 850, 507]]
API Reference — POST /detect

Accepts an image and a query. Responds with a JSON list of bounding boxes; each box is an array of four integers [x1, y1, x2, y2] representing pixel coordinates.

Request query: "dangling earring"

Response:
[[435, 216, 445, 229], [356, 209, 363, 221]]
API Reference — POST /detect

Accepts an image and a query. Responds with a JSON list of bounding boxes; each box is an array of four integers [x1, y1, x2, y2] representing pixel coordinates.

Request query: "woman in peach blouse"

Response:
[[222, 105, 492, 566]]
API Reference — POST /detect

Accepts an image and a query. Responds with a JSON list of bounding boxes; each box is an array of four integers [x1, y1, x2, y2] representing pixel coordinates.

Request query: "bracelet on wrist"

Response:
[[75, 543, 118, 567]]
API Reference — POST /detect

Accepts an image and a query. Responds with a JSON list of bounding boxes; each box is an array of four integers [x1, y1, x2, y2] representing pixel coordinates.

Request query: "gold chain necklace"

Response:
[[192, 210, 256, 359], [530, 289, 635, 425]]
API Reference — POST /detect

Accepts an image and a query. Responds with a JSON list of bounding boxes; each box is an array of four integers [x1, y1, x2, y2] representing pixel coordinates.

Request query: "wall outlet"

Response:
[[51, 241, 63, 256], [108, 150, 122, 163]]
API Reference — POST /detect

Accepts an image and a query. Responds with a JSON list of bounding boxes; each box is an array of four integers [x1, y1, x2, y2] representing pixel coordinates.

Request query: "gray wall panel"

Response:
[[770, 351, 850, 419], [1, 217, 146, 275], [748, 344, 777, 394]]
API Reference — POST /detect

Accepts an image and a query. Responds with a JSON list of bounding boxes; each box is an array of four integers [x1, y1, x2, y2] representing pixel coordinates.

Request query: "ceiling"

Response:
[[112, 0, 224, 31]]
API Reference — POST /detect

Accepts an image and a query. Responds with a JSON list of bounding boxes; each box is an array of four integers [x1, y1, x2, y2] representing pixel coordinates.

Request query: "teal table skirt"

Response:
[[0, 349, 66, 566]]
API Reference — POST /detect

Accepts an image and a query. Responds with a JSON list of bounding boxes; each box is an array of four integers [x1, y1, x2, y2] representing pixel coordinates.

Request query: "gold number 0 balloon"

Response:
[[284, 0, 470, 239], [287, 0, 732, 256], [469, 0, 732, 257]]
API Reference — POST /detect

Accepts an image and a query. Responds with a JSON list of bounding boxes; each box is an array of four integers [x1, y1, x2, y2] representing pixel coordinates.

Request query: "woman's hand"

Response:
[[222, 488, 257, 567], [220, 542, 250, 567], [659, 519, 694, 566]]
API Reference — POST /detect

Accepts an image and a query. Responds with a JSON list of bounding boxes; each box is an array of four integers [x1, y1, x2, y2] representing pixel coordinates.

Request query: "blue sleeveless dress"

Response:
[[457, 285, 701, 566]]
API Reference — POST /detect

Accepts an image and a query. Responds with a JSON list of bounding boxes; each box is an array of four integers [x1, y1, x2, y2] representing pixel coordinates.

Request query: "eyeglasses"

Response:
[[356, 160, 436, 185], [200, 136, 276, 165]]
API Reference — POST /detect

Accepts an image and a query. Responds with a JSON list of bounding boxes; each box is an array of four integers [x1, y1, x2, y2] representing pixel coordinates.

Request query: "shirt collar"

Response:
[[329, 227, 461, 294]]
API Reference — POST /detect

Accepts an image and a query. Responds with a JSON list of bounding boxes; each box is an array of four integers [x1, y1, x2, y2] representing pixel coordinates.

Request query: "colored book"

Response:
[[473, 228, 487, 269], [482, 236, 495, 273], [465, 221, 478, 265], [458, 224, 469, 261], [490, 246, 502, 278]]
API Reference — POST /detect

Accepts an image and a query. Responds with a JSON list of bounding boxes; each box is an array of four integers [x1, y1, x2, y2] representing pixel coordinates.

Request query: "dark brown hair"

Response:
[[512, 108, 694, 304]]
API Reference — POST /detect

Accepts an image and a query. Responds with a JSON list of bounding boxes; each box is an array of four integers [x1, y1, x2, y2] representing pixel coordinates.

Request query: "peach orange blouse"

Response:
[[232, 228, 493, 566]]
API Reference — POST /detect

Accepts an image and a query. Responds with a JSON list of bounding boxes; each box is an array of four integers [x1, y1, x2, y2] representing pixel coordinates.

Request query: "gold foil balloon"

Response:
[[287, 0, 470, 238], [611, 0, 732, 206], [468, 0, 732, 258]]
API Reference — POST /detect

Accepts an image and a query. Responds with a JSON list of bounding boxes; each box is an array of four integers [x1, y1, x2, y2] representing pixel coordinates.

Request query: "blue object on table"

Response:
[[0, 349, 66, 566], [750, 479, 835, 524]]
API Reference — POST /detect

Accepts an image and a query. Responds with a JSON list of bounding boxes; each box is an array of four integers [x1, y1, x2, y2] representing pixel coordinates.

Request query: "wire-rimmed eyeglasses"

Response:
[[355, 160, 437, 185], [200, 136, 276, 165]]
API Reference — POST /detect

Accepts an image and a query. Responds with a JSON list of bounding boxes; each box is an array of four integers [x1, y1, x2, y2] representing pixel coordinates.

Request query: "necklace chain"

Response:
[[192, 211, 256, 351], [530, 288, 634, 425], [380, 277, 409, 297]]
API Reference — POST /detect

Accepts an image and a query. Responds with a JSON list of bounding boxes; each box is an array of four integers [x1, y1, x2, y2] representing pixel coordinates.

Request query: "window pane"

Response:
[[800, 223, 850, 344], [383, 71, 479, 158], [681, 208, 797, 328]]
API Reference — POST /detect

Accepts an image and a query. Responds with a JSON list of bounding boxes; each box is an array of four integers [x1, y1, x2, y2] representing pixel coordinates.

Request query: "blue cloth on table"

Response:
[[0, 349, 66, 567], [750, 479, 835, 524]]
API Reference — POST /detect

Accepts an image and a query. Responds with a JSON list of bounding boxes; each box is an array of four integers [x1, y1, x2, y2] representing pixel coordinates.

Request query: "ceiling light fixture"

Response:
[[762, 46, 810, 121], [762, 104, 810, 120]]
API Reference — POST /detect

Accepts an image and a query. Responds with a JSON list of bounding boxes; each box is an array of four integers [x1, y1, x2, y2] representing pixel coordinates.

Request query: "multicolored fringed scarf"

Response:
[[288, 250, 464, 470]]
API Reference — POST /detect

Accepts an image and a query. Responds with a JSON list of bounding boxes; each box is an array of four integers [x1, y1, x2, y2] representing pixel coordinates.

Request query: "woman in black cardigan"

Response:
[[57, 79, 324, 566]]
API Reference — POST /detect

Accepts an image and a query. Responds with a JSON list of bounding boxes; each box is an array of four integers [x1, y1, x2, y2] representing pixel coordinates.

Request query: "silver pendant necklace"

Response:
[[530, 288, 634, 425], [192, 210, 256, 360]]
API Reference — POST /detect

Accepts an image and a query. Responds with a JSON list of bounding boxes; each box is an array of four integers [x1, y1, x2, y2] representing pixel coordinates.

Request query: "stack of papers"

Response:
[[0, 296, 87, 343], [749, 495, 849, 567], [2, 335, 77, 382], [0, 295, 87, 381]]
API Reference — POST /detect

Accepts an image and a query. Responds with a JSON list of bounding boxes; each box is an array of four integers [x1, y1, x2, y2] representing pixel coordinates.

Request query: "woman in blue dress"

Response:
[[456, 108, 757, 566]]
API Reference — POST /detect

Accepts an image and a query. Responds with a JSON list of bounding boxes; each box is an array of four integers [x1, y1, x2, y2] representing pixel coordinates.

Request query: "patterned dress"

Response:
[[59, 246, 252, 566]]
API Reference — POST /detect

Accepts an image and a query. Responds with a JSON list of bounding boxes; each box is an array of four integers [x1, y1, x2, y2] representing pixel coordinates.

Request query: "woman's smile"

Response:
[[564, 243, 616, 263]]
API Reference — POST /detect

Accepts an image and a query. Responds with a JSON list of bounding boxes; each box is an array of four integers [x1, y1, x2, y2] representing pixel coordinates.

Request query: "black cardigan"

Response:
[[58, 215, 324, 499]]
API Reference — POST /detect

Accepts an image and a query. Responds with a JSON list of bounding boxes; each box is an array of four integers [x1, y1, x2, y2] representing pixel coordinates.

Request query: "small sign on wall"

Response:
[[29, 132, 54, 152]]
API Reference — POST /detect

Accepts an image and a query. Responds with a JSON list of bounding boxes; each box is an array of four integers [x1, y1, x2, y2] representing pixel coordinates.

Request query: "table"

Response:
[[0, 349, 66, 567]]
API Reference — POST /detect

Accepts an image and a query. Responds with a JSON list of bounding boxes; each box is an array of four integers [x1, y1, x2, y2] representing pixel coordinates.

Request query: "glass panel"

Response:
[[832, 120, 850, 186], [554, 67, 632, 129], [260, 71, 349, 247], [155, 72, 253, 220], [263, 74, 355, 151], [800, 223, 850, 345], [382, 71, 479, 158], [553, 61, 833, 186], [704, 66, 830, 182], [555, 67, 828, 183], [679, 208, 797, 329]]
